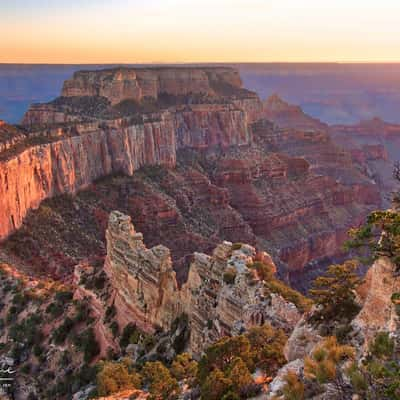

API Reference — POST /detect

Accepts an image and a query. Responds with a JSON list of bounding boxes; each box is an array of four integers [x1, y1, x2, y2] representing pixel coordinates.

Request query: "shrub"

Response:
[[53, 317, 74, 344], [347, 332, 400, 399], [105, 305, 116, 322], [58, 351, 71, 367], [171, 353, 198, 382], [120, 323, 140, 348], [33, 344, 43, 357], [97, 360, 141, 396], [223, 267, 237, 285], [46, 302, 64, 318], [201, 368, 232, 400], [369, 332, 395, 359], [305, 336, 355, 385], [266, 279, 312, 313], [9, 314, 43, 346], [142, 361, 179, 400], [221, 391, 240, 400], [391, 292, 400, 316], [73, 301, 90, 323], [246, 324, 287, 375], [55, 290, 73, 303], [281, 371, 305, 400], [20, 363, 31, 374], [198, 335, 252, 383], [74, 328, 100, 363], [110, 321, 119, 337], [228, 357, 254, 393]]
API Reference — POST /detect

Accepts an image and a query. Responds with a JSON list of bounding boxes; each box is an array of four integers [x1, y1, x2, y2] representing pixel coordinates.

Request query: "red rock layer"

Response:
[[0, 96, 259, 241], [0, 116, 176, 240], [0, 69, 382, 283]]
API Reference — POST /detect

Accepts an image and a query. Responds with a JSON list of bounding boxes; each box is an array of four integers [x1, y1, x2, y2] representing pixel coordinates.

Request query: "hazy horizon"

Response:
[[3, 62, 400, 125]]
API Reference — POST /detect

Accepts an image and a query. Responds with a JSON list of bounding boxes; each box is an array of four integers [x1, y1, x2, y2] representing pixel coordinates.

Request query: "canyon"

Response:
[[0, 67, 384, 290], [0, 67, 259, 241], [0, 66, 399, 400]]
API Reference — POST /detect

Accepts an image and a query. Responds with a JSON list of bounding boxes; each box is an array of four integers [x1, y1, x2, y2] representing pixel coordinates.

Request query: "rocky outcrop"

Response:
[[0, 121, 26, 153], [103, 211, 302, 355], [104, 211, 180, 333], [284, 315, 322, 362], [61, 67, 245, 104], [263, 94, 327, 131], [352, 257, 400, 349], [181, 241, 302, 354]]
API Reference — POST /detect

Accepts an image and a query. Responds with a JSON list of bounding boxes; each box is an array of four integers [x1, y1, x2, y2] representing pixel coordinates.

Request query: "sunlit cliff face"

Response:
[[1, 0, 400, 63]]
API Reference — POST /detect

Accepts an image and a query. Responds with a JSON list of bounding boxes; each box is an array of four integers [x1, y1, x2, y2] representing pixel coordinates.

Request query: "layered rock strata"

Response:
[[61, 67, 244, 104], [104, 211, 180, 333], [0, 67, 260, 241], [330, 117, 400, 206], [0, 68, 382, 283], [103, 211, 302, 354], [0, 116, 176, 240]]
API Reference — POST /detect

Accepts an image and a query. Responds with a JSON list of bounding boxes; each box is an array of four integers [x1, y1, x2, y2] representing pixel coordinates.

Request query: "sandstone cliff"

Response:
[[0, 67, 260, 241], [103, 211, 302, 355], [104, 211, 180, 333], [352, 257, 400, 349], [61, 67, 245, 104], [0, 116, 176, 240]]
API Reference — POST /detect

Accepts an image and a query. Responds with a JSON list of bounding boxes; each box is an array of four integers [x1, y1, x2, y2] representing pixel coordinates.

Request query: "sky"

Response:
[[1, 0, 400, 63]]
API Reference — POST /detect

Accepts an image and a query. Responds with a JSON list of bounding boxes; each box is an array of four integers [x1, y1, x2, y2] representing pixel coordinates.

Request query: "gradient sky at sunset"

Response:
[[2, 0, 400, 63]]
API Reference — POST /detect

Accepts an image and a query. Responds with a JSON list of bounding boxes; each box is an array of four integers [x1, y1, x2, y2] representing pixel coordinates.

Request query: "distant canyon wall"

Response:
[[61, 67, 243, 104], [0, 67, 260, 241]]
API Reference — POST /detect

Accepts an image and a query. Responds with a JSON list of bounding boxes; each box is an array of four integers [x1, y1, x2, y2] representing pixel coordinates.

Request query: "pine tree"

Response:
[[309, 260, 362, 323]]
